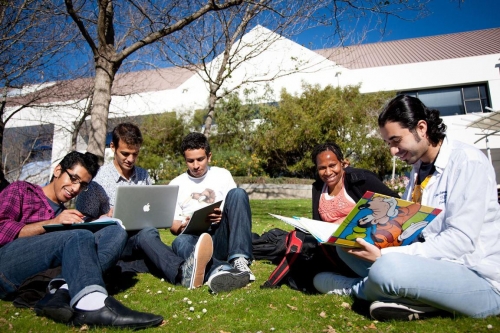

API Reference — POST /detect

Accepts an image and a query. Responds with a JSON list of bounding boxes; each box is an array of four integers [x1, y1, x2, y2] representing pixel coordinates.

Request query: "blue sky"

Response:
[[294, 0, 500, 48]]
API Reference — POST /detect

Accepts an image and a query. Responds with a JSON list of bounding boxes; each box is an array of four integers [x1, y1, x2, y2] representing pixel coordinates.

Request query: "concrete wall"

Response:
[[238, 184, 312, 200]]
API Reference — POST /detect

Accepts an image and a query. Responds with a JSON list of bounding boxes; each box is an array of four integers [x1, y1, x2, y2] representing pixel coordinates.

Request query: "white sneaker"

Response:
[[370, 301, 445, 321], [232, 257, 255, 281], [313, 272, 361, 295]]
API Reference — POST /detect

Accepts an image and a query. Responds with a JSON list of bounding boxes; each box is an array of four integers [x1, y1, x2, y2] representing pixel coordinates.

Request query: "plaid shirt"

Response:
[[0, 181, 55, 247]]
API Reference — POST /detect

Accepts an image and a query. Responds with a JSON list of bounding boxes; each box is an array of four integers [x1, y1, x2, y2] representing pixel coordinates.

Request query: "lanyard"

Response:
[[411, 174, 432, 204]]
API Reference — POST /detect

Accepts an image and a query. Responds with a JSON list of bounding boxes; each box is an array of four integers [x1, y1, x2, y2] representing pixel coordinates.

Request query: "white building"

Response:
[[4, 25, 500, 182]]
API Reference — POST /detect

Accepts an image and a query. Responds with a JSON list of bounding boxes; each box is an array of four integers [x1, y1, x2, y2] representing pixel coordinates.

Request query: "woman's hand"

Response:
[[343, 238, 381, 262]]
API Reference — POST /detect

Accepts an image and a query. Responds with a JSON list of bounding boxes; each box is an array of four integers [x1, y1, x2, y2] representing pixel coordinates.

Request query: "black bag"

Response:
[[256, 229, 358, 293], [252, 228, 289, 264]]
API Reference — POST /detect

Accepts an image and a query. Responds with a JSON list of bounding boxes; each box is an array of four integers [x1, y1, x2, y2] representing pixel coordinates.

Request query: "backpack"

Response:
[[255, 229, 358, 293], [252, 228, 289, 264]]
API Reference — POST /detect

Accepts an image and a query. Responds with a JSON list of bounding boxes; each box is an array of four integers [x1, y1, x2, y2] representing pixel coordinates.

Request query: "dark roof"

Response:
[[315, 28, 500, 69]]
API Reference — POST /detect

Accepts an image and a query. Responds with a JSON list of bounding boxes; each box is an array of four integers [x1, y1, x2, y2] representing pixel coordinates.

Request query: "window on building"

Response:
[[403, 84, 491, 116]]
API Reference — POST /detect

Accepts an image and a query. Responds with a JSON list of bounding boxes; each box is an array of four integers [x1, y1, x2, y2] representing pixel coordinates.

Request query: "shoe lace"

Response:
[[180, 252, 195, 287], [232, 257, 251, 273]]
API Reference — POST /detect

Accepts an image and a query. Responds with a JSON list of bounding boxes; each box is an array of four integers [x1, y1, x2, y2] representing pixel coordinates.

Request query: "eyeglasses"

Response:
[[63, 169, 90, 192]]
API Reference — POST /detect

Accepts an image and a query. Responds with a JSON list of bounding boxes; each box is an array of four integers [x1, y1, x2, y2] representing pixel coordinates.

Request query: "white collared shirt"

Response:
[[382, 136, 500, 292]]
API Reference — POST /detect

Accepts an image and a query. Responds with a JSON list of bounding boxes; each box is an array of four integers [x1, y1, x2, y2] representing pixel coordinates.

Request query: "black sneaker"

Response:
[[207, 265, 250, 293], [370, 301, 447, 321]]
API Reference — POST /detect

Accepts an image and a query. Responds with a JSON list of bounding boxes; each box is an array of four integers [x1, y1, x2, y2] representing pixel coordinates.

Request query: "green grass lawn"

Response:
[[1, 199, 499, 332]]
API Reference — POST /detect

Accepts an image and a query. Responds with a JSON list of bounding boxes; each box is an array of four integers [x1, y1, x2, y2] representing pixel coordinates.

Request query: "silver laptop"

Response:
[[113, 185, 179, 231]]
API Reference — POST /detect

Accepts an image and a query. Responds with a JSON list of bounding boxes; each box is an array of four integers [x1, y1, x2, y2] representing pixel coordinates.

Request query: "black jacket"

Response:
[[312, 167, 399, 221]]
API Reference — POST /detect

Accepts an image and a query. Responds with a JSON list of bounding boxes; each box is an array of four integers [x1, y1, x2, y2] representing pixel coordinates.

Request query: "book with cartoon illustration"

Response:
[[269, 191, 442, 248]]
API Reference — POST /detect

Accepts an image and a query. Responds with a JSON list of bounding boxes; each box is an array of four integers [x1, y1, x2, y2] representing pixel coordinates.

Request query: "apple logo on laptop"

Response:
[[143, 203, 150, 212]]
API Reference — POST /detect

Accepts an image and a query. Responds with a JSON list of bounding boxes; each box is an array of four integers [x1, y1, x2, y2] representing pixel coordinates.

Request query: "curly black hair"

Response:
[[59, 151, 100, 178], [378, 95, 446, 145], [180, 132, 211, 156], [311, 142, 344, 166]]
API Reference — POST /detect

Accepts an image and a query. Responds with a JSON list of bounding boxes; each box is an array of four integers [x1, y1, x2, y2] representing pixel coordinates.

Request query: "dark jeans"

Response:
[[0, 225, 127, 307], [172, 188, 253, 279], [117, 227, 184, 284]]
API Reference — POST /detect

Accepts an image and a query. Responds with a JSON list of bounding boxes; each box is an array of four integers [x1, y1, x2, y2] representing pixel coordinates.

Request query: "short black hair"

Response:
[[378, 95, 446, 145], [112, 122, 143, 148], [59, 151, 100, 178], [180, 132, 211, 156], [311, 142, 344, 166]]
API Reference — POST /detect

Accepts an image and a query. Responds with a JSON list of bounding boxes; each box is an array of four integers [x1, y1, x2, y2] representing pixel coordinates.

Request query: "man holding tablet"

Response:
[[169, 132, 254, 293]]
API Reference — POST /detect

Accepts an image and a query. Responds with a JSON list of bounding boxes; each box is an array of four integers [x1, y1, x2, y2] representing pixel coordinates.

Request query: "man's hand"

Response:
[[19, 209, 85, 238], [207, 208, 222, 224], [343, 238, 381, 263], [170, 219, 187, 235], [52, 209, 85, 225]]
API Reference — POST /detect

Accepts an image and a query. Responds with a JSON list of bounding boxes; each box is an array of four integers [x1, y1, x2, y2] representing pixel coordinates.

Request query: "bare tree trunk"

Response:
[[0, 101, 5, 172], [86, 56, 118, 163], [71, 94, 93, 150], [203, 89, 219, 137]]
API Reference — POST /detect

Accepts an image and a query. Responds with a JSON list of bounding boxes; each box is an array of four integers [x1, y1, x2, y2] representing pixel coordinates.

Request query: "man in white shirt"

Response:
[[313, 95, 500, 321], [76, 123, 213, 290], [169, 132, 254, 293]]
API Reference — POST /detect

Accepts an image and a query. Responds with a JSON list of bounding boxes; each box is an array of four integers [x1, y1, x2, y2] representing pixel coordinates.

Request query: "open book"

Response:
[[270, 191, 442, 248]]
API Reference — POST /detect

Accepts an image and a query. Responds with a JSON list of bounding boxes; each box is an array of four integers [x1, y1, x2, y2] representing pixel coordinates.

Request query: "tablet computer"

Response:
[[180, 200, 223, 235]]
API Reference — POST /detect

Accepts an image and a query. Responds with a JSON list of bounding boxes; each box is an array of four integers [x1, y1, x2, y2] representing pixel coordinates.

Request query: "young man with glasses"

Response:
[[0, 151, 163, 329]]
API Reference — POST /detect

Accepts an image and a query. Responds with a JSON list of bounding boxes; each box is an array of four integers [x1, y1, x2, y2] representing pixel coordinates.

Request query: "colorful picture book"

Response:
[[270, 191, 442, 248]]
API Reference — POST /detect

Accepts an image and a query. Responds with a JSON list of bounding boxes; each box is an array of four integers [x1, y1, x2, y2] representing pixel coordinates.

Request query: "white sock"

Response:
[[49, 283, 68, 294], [74, 292, 107, 311]]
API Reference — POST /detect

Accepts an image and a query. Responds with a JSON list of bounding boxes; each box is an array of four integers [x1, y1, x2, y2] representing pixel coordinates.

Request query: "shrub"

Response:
[[383, 174, 410, 197], [210, 149, 266, 177]]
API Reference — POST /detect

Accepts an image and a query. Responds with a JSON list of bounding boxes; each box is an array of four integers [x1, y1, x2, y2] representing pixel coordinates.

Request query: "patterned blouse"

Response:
[[318, 182, 356, 224]]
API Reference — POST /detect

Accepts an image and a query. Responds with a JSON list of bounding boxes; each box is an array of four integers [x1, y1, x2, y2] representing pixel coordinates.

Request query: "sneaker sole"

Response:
[[208, 272, 250, 293], [370, 302, 443, 321], [190, 233, 213, 289]]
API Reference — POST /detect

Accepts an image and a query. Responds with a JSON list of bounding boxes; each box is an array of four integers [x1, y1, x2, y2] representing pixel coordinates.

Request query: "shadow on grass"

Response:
[[104, 267, 140, 296]]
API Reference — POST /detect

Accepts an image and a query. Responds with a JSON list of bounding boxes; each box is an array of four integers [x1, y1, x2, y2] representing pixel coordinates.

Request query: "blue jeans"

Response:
[[117, 227, 184, 284], [338, 249, 500, 318], [0, 225, 127, 307], [172, 188, 253, 278]]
